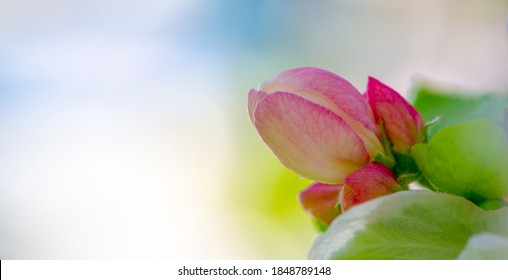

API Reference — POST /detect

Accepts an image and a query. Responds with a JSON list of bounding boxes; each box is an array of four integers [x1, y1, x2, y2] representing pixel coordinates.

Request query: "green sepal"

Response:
[[373, 120, 396, 169], [373, 153, 395, 170], [313, 219, 329, 233], [334, 201, 341, 212]]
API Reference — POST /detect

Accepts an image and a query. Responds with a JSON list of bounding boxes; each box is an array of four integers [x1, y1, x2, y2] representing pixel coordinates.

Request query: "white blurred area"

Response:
[[0, 0, 241, 258], [279, 0, 508, 94], [0, 0, 507, 259]]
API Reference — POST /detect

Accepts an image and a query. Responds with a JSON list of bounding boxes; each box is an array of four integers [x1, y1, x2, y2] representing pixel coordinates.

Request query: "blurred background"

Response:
[[0, 0, 507, 259]]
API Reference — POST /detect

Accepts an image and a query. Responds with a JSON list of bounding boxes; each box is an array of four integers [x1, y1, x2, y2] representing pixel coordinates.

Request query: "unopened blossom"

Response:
[[298, 182, 342, 226], [339, 163, 402, 212], [248, 67, 384, 184], [366, 77, 425, 154]]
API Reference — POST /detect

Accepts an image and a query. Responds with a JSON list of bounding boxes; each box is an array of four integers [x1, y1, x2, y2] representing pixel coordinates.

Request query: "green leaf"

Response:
[[412, 85, 508, 138], [457, 233, 508, 259], [475, 207, 508, 237], [412, 120, 508, 201], [308, 191, 484, 259]]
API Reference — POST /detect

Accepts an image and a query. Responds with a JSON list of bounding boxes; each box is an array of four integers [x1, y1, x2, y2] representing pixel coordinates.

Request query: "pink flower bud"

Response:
[[248, 67, 384, 184], [298, 182, 342, 226], [340, 163, 402, 212], [366, 77, 425, 153]]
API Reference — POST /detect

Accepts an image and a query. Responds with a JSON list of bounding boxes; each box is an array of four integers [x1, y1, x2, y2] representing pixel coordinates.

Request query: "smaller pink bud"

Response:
[[298, 182, 342, 226], [340, 163, 402, 212], [366, 77, 425, 154]]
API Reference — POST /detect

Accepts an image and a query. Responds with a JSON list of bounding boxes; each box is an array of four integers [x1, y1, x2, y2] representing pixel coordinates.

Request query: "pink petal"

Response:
[[340, 163, 401, 212], [299, 182, 342, 226], [261, 67, 383, 158], [247, 88, 267, 123], [254, 92, 369, 184], [366, 77, 425, 153]]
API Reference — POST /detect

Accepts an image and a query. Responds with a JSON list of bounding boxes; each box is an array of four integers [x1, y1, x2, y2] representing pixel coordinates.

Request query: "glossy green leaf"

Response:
[[412, 85, 508, 138], [457, 233, 508, 259], [412, 120, 508, 201], [309, 191, 484, 259]]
